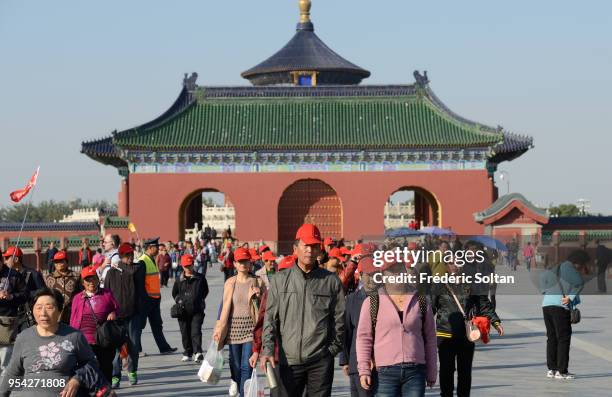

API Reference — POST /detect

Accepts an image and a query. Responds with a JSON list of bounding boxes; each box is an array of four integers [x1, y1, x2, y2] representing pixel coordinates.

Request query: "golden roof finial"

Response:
[[299, 0, 311, 23]]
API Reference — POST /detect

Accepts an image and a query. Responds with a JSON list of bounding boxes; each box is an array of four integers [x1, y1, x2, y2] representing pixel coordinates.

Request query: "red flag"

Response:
[[10, 167, 40, 203]]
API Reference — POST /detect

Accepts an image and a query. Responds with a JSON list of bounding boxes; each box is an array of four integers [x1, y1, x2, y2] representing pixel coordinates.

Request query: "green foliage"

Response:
[[549, 203, 582, 217], [0, 199, 117, 223]]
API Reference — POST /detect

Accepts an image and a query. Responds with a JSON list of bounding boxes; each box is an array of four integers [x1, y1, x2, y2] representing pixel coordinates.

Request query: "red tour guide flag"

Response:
[[10, 167, 40, 203]]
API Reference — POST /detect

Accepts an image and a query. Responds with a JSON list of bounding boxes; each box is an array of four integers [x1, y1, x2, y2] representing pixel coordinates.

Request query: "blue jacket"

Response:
[[540, 261, 583, 309]]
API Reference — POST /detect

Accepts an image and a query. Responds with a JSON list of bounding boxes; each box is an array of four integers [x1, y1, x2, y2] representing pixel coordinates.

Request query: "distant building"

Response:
[[59, 208, 100, 223], [202, 204, 235, 232], [384, 201, 415, 229]]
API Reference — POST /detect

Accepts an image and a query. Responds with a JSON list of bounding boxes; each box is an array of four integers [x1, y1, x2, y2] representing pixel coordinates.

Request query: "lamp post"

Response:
[[498, 171, 510, 195]]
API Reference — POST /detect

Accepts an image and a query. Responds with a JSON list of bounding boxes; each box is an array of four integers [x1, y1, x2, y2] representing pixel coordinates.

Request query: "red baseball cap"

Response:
[[328, 248, 344, 261], [81, 266, 98, 280], [262, 250, 277, 261], [181, 254, 194, 267], [358, 256, 379, 274], [118, 243, 134, 256], [278, 255, 296, 270], [352, 243, 376, 257], [258, 245, 270, 254], [295, 224, 322, 245], [323, 237, 334, 247], [249, 248, 261, 261], [53, 251, 67, 262], [3, 246, 23, 258], [340, 247, 352, 256], [233, 247, 251, 262]]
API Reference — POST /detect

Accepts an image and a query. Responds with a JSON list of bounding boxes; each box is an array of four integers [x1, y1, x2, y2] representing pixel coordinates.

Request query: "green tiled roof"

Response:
[[114, 96, 503, 151], [105, 216, 129, 229]]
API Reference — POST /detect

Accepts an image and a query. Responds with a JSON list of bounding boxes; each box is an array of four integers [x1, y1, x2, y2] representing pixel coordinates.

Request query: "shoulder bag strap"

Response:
[[444, 283, 467, 318], [85, 295, 101, 324]]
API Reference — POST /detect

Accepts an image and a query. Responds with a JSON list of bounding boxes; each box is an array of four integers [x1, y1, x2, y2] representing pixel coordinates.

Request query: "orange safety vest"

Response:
[[140, 254, 161, 299]]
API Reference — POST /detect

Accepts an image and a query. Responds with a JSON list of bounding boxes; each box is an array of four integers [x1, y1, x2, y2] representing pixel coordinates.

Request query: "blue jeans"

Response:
[[375, 363, 426, 397], [228, 342, 253, 397]]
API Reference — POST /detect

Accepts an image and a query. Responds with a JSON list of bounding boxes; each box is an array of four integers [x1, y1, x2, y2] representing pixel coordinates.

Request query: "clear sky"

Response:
[[1, 0, 610, 213]]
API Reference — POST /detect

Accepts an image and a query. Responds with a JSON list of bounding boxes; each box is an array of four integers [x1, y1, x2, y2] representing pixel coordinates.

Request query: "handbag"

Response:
[[0, 316, 17, 346], [86, 296, 127, 349], [556, 266, 583, 324], [445, 284, 484, 343]]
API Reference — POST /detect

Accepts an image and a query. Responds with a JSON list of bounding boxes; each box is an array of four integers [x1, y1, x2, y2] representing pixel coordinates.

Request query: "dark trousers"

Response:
[[112, 316, 140, 377], [160, 270, 170, 287], [178, 312, 204, 356], [438, 337, 475, 397], [138, 297, 172, 353], [91, 344, 116, 384], [350, 373, 373, 397], [543, 306, 572, 373], [597, 264, 608, 293], [279, 353, 334, 397]]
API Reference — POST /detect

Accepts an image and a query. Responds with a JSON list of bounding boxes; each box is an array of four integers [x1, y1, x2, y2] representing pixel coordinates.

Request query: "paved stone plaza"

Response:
[[116, 265, 612, 397]]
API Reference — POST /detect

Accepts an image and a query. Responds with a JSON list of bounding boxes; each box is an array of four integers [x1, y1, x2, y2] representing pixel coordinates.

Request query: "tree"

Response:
[[548, 204, 582, 217], [0, 199, 117, 223]]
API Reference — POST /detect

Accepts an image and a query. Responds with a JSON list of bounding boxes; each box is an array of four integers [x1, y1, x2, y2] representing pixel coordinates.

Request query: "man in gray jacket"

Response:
[[261, 224, 345, 397]]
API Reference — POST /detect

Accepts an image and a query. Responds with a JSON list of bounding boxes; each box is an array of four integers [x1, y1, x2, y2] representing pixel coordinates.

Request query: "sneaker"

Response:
[[181, 355, 191, 362], [229, 380, 239, 397], [194, 353, 204, 363], [139, 351, 147, 358], [128, 372, 138, 385], [547, 370, 555, 378], [111, 377, 120, 389], [555, 371, 575, 380], [160, 347, 178, 355]]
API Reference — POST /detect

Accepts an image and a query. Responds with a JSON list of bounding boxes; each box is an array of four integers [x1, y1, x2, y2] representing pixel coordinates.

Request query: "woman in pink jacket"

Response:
[[70, 266, 119, 384], [356, 261, 437, 397]]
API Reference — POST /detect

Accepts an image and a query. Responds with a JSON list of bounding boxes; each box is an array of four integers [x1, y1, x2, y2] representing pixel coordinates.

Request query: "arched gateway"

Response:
[[278, 179, 342, 254], [81, 1, 532, 243]]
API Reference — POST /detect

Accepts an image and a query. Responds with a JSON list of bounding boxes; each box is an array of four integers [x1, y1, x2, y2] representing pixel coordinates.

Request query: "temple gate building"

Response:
[[82, 1, 532, 252]]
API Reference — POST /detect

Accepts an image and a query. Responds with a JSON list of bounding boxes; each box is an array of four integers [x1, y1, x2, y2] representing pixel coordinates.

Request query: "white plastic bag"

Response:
[[198, 340, 223, 385], [244, 368, 265, 397]]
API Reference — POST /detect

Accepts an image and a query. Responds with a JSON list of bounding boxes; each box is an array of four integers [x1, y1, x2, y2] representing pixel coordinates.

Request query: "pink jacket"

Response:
[[356, 292, 437, 383], [70, 288, 119, 343]]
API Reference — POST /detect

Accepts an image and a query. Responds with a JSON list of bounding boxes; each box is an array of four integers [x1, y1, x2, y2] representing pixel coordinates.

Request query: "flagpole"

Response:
[[5, 167, 40, 292]]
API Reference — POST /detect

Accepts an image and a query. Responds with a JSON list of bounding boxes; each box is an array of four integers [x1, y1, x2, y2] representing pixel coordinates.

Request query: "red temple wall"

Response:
[[127, 170, 493, 242]]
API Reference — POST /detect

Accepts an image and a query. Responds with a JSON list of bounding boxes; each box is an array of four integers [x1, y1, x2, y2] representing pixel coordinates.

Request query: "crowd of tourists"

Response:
[[0, 222, 594, 396]]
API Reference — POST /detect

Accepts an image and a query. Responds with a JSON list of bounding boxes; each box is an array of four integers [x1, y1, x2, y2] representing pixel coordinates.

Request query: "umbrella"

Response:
[[468, 236, 508, 251], [385, 227, 424, 238], [419, 226, 455, 236]]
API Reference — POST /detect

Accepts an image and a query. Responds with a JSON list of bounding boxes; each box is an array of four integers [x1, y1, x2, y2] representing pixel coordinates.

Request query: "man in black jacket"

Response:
[[3, 247, 44, 335], [0, 247, 28, 375], [339, 254, 379, 397], [172, 254, 209, 363], [106, 243, 145, 388]]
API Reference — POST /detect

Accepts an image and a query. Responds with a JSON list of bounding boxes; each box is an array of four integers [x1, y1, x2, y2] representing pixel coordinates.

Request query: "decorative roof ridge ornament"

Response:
[[183, 72, 198, 90], [413, 70, 430, 87], [297, 0, 314, 31]]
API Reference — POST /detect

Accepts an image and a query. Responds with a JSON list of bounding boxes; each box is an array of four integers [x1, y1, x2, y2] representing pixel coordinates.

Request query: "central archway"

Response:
[[277, 179, 342, 254], [385, 186, 440, 229]]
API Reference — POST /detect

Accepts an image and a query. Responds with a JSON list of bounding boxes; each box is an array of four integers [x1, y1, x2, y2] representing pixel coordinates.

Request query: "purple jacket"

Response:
[[70, 288, 119, 344]]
